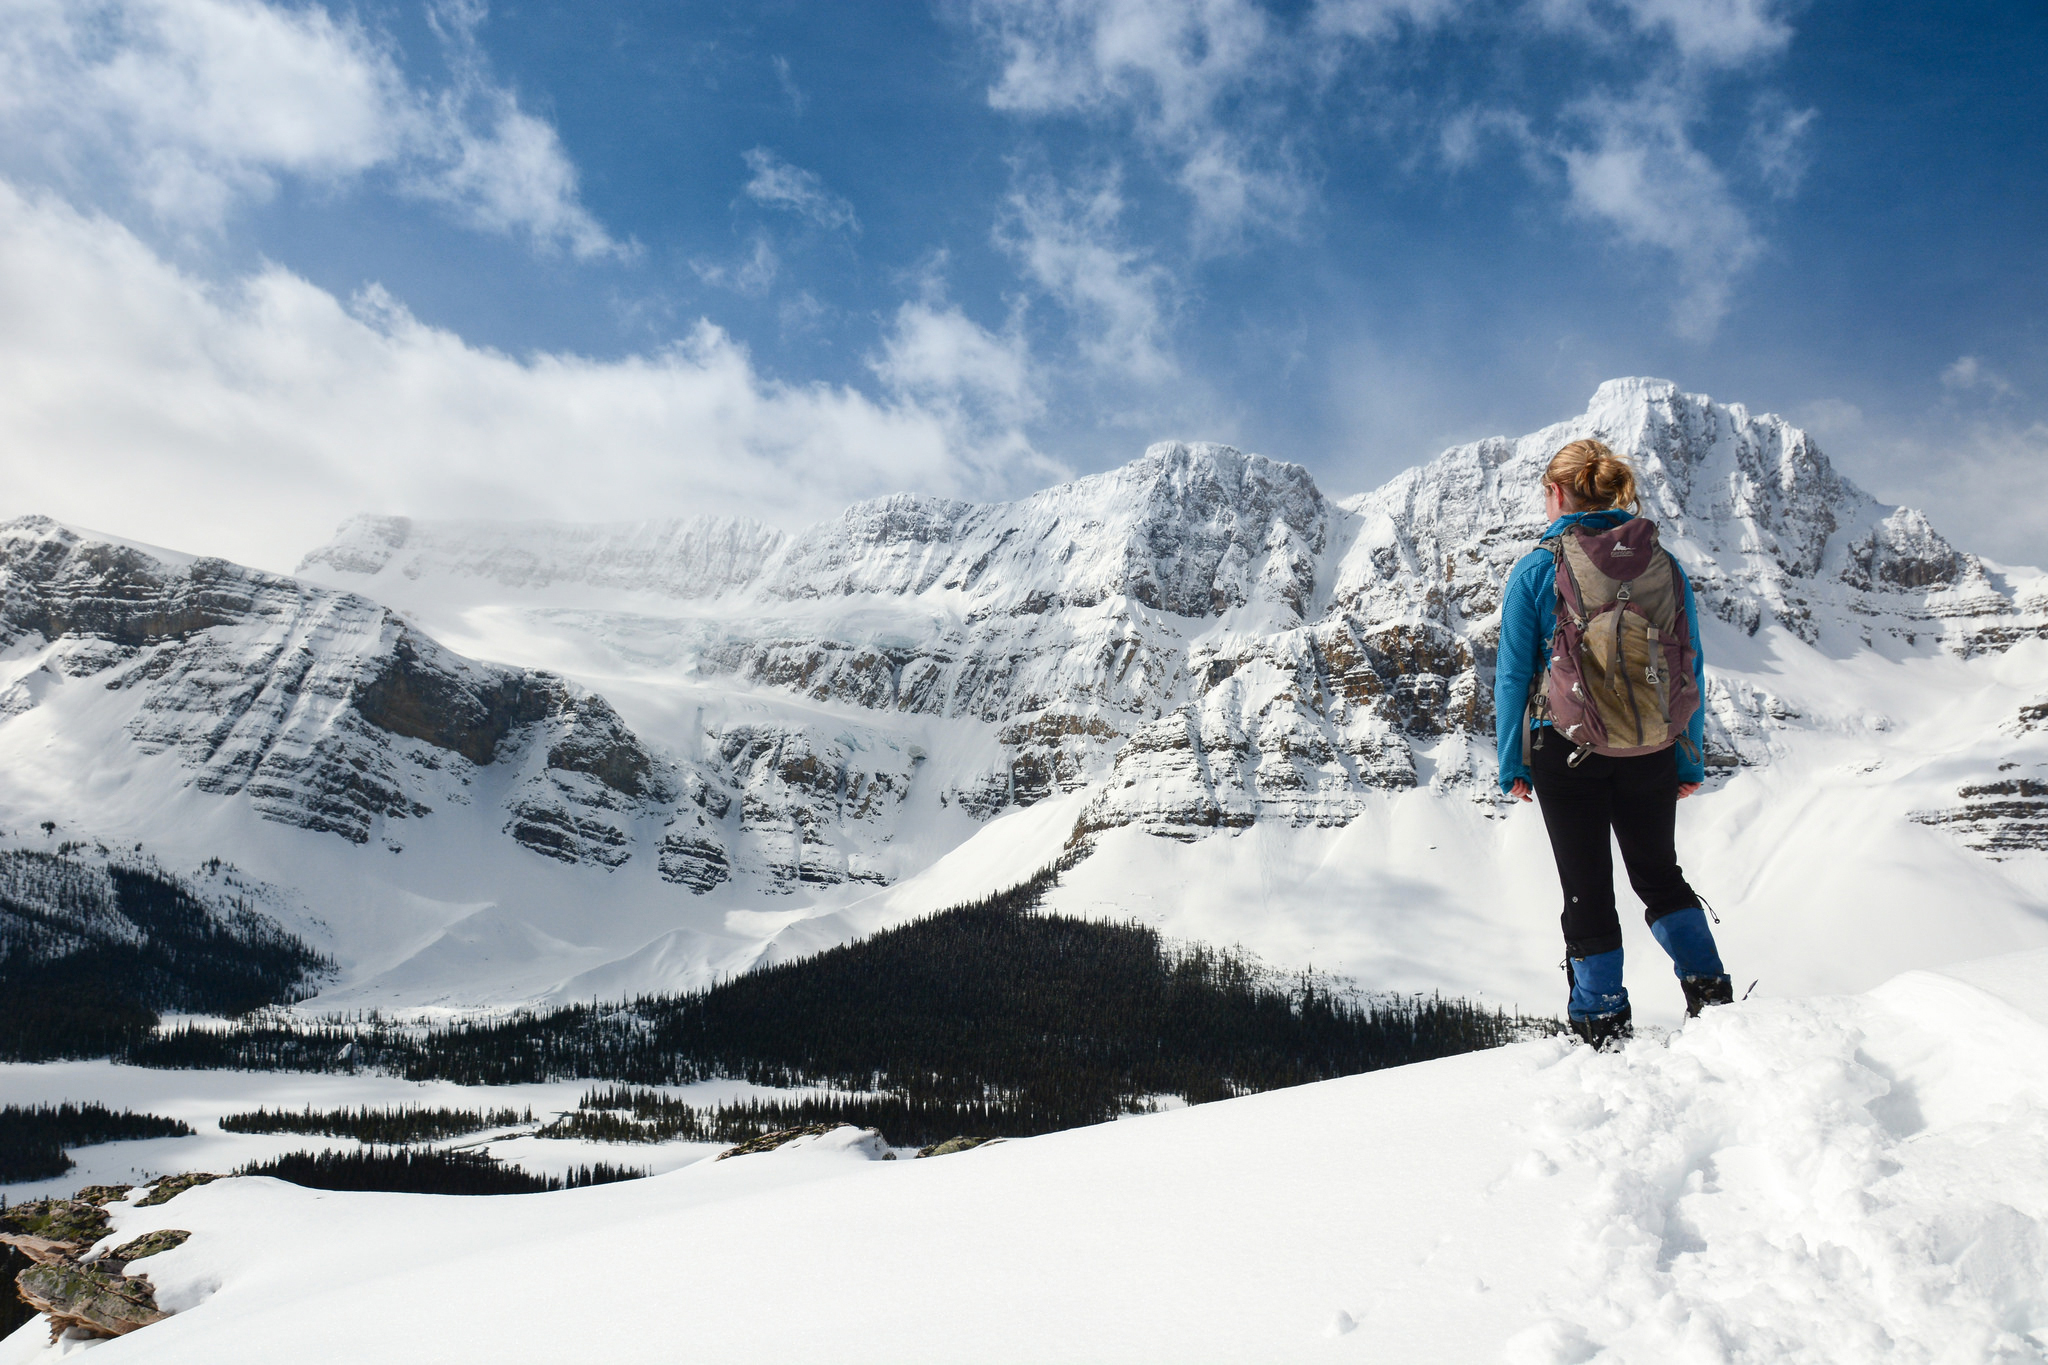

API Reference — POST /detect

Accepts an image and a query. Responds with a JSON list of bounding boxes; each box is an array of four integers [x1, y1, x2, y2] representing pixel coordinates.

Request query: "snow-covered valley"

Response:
[[5, 948, 2046, 1363]]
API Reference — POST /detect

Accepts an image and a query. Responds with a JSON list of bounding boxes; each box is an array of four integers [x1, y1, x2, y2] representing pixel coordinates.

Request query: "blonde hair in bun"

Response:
[[1544, 438, 1639, 512]]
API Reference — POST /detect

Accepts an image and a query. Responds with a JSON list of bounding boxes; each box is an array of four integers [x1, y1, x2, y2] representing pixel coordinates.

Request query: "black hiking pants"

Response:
[[1528, 730, 1701, 958]]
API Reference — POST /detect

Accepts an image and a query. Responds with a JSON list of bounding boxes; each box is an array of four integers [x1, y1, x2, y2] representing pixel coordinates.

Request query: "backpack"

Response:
[[1525, 517, 1701, 768]]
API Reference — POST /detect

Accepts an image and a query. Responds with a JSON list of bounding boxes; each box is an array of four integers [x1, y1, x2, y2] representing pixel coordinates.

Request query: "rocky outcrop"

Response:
[[915, 1135, 1002, 1158], [1913, 771, 2048, 857], [714, 1123, 888, 1160], [16, 1259, 165, 1339], [0, 1194, 192, 1342], [134, 1172, 221, 1206]]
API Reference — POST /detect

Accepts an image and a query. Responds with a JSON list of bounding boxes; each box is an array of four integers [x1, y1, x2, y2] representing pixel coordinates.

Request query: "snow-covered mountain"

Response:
[[4, 379, 2045, 1012]]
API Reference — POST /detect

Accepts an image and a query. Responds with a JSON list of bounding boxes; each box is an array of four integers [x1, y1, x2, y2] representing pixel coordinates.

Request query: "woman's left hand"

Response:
[[1678, 782, 1702, 800]]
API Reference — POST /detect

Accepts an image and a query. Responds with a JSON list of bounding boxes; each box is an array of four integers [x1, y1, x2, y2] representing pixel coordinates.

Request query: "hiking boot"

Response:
[[1680, 974, 1734, 1018], [1567, 1005, 1633, 1051]]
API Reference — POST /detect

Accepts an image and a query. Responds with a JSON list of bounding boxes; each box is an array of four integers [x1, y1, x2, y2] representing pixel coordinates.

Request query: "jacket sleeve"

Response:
[[1494, 553, 1546, 793], [1678, 563, 1707, 785]]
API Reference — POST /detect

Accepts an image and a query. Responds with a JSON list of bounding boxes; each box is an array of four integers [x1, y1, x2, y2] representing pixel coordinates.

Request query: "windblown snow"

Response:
[[1, 377, 2043, 1015], [4, 949, 2045, 1363]]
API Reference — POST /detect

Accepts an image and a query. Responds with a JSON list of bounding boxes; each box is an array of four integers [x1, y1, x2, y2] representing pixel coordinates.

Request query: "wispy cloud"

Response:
[[1746, 95, 1817, 198], [972, 0, 1311, 242], [741, 147, 859, 233], [0, 0, 629, 257], [771, 54, 806, 116], [412, 0, 628, 259], [1537, 0, 1795, 68], [873, 299, 1041, 426], [996, 169, 1175, 381], [1556, 88, 1762, 337], [691, 231, 780, 296], [1942, 355, 2018, 400]]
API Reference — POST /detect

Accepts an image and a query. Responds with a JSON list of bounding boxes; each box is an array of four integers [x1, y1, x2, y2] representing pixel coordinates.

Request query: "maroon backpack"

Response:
[[1526, 518, 1701, 767]]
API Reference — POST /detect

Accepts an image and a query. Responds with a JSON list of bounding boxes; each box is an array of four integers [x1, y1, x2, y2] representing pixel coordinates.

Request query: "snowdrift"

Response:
[[8, 951, 2046, 1364]]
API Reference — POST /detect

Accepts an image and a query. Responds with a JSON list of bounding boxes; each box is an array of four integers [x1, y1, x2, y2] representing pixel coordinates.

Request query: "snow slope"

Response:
[[2, 378, 2043, 1012], [7, 953, 2046, 1363]]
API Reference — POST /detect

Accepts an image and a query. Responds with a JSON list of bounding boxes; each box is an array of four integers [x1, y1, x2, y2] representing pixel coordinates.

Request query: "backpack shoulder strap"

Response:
[[1521, 533, 1568, 766]]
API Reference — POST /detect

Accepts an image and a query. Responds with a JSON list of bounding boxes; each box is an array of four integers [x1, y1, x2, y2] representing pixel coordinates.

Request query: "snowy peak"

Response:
[[756, 440, 1326, 625], [1335, 377, 2026, 650]]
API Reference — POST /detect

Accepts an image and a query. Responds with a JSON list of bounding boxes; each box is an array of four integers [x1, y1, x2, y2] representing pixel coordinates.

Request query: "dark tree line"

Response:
[[124, 869, 1549, 1141], [219, 1104, 535, 1144], [0, 850, 332, 1060], [543, 1085, 1107, 1149], [237, 1147, 647, 1195], [0, 1102, 194, 1182]]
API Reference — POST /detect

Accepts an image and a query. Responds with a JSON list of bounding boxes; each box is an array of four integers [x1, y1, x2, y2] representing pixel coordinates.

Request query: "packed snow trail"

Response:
[[7, 954, 2047, 1364], [1509, 962, 2048, 1364]]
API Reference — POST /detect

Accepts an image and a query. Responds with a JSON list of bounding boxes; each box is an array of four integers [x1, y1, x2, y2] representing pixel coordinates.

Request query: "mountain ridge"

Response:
[[4, 378, 2044, 1010]]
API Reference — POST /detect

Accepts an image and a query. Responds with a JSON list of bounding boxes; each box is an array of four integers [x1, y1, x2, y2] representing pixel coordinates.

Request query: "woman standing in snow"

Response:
[[1495, 439, 1735, 1049]]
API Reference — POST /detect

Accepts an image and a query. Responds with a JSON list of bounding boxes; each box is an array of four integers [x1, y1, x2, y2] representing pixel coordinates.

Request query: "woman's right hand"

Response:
[[1510, 779, 1533, 803]]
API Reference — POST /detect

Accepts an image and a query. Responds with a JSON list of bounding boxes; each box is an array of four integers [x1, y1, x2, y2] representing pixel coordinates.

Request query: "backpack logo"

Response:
[[1610, 544, 1635, 556]]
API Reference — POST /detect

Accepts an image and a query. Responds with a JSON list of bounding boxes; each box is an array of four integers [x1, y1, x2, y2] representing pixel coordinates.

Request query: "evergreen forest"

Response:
[[237, 1148, 648, 1195], [0, 1102, 194, 1182], [219, 1104, 535, 1144], [115, 871, 1549, 1143], [0, 850, 332, 1059]]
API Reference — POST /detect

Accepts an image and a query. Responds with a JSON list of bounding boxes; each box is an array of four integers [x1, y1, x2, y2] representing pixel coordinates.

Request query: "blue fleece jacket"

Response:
[[1494, 509, 1707, 793]]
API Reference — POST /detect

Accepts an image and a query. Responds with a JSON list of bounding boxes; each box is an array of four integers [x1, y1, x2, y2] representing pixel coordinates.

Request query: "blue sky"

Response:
[[0, 0, 2043, 569]]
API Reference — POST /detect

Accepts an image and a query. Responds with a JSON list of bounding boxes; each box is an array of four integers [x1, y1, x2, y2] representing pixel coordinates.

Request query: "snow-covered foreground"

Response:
[[9, 951, 2047, 1364]]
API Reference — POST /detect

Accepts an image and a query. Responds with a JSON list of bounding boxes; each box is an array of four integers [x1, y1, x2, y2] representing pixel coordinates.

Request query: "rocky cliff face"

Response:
[[0, 519, 907, 892], [1071, 379, 2044, 840]]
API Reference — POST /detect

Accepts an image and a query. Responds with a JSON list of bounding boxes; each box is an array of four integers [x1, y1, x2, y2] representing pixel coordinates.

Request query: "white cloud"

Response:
[[1747, 96, 1816, 198], [972, 0, 1309, 239], [873, 301, 1041, 426], [0, 0, 626, 257], [0, 181, 1034, 572], [692, 232, 780, 296], [771, 55, 805, 117], [741, 148, 859, 233], [1556, 89, 1761, 338], [996, 171, 1175, 381], [1534, 0, 1793, 67], [1942, 355, 2017, 400], [1609, 0, 1791, 66]]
